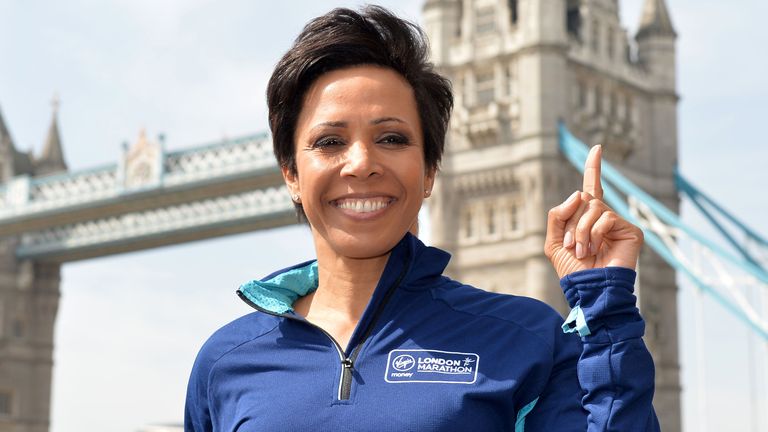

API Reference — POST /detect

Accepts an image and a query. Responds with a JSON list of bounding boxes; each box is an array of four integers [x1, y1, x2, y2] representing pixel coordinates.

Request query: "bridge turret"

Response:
[[34, 97, 68, 176], [0, 105, 36, 180], [636, 0, 677, 92], [0, 106, 13, 182]]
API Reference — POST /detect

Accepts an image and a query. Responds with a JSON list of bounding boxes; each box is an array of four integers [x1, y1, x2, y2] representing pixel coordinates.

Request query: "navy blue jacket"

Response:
[[185, 234, 659, 431]]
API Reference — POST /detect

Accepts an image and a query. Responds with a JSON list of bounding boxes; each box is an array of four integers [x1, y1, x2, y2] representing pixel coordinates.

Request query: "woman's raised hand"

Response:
[[544, 145, 644, 279]]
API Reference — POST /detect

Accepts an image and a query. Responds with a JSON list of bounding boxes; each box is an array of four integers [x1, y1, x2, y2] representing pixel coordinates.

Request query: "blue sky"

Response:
[[1, 1, 766, 431]]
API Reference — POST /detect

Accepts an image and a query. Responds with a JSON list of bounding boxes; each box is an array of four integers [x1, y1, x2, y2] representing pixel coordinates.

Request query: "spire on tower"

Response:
[[0, 106, 12, 149], [35, 95, 68, 176], [636, 0, 676, 39]]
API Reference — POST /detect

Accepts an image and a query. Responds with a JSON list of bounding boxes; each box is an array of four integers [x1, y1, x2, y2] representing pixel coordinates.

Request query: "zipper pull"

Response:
[[342, 358, 354, 370]]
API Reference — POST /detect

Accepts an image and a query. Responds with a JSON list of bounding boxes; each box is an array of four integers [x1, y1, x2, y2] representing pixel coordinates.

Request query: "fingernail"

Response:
[[576, 242, 584, 259], [564, 231, 574, 248], [564, 191, 578, 206]]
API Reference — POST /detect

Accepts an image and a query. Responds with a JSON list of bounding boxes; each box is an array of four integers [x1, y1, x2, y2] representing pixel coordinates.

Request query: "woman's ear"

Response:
[[424, 167, 437, 197], [282, 165, 300, 201]]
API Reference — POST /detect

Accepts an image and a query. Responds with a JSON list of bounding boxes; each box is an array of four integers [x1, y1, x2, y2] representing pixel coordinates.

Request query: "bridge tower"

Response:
[[0, 105, 65, 431], [423, 0, 680, 430]]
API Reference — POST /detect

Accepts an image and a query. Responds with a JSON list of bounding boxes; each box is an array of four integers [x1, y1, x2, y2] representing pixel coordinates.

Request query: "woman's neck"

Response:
[[292, 239, 390, 349], [317, 254, 388, 316]]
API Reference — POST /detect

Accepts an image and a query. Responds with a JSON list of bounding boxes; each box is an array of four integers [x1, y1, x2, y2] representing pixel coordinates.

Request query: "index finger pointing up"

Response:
[[583, 145, 603, 199]]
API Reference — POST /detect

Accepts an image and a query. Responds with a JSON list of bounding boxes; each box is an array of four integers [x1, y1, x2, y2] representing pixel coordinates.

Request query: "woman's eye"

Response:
[[378, 134, 409, 146], [313, 137, 344, 149]]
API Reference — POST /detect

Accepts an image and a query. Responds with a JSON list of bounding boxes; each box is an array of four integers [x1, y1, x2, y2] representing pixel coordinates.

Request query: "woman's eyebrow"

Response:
[[371, 117, 405, 125], [310, 118, 404, 132], [310, 121, 347, 132]]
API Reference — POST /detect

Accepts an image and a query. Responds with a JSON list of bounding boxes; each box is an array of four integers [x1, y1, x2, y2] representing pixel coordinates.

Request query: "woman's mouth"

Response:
[[332, 197, 395, 213]]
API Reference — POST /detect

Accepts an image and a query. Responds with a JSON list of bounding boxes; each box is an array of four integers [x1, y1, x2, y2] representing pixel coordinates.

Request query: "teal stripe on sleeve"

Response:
[[562, 304, 591, 337], [515, 397, 539, 432]]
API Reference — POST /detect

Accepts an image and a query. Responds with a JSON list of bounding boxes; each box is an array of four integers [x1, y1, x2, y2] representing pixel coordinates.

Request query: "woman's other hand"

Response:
[[544, 145, 644, 279]]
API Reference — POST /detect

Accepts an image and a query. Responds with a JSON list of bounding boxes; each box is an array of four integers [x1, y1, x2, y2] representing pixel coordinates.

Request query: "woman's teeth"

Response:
[[335, 199, 391, 213]]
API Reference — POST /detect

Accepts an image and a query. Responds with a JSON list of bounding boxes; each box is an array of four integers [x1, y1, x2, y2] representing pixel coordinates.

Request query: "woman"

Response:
[[185, 6, 659, 431]]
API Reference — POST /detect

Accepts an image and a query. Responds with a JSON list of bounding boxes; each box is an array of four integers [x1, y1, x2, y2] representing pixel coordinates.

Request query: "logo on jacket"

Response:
[[385, 349, 479, 384], [392, 354, 416, 371]]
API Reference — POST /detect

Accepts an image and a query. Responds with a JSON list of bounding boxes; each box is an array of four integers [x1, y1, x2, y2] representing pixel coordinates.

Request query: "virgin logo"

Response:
[[392, 354, 415, 371]]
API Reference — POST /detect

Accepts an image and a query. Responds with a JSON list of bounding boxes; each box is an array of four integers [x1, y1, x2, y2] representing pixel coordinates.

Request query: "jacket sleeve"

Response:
[[522, 267, 659, 431], [560, 266, 660, 431], [184, 349, 214, 432]]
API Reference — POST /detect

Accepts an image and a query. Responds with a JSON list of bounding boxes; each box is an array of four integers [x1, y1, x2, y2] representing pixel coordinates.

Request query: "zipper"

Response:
[[236, 255, 410, 401]]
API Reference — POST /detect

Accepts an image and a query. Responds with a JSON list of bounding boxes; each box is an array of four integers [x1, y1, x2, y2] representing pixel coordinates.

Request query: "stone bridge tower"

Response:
[[0, 105, 66, 431], [423, 0, 681, 430]]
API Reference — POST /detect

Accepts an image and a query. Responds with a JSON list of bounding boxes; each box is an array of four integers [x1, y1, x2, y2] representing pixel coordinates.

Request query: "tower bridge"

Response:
[[0, 129, 293, 262], [3, 1, 767, 431]]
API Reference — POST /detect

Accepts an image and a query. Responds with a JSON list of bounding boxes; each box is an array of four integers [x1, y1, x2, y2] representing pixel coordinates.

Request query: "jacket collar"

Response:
[[237, 233, 451, 314]]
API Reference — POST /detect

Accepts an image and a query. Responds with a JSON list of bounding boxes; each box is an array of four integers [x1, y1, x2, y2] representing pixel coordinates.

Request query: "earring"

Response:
[[292, 193, 301, 203], [424, 189, 431, 198]]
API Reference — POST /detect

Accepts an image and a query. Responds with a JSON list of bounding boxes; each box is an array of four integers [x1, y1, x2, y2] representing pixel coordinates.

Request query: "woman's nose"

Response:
[[340, 141, 382, 178]]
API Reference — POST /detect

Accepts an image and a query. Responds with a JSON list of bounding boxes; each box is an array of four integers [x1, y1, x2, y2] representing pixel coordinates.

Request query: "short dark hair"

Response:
[[266, 5, 453, 219]]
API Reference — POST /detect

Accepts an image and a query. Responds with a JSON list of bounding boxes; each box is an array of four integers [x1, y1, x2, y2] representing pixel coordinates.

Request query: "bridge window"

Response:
[[461, 208, 474, 239], [578, 81, 587, 108], [607, 27, 615, 59], [506, 61, 518, 99], [595, 86, 603, 114], [456, 3, 463, 37], [567, 0, 581, 39], [475, 70, 495, 105], [0, 391, 11, 416], [487, 204, 497, 235], [12, 319, 23, 339], [475, 6, 496, 35], [502, 199, 522, 237], [508, 0, 518, 24], [508, 202, 519, 232], [591, 19, 600, 52]]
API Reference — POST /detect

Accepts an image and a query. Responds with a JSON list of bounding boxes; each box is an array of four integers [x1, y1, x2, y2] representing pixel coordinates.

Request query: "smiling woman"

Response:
[[286, 66, 433, 263], [184, 6, 659, 432]]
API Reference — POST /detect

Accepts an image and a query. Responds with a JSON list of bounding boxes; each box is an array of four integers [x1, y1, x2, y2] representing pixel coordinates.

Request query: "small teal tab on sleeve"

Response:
[[514, 397, 539, 432], [562, 304, 591, 337]]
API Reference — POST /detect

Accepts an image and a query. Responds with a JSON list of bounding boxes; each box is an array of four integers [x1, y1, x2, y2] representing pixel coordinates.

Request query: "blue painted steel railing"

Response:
[[558, 122, 768, 340]]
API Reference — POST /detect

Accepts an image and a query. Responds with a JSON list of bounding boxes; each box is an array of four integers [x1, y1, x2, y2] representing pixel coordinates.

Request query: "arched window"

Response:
[[607, 27, 615, 59], [487, 204, 496, 235], [508, 201, 520, 232], [578, 81, 587, 108], [508, 0, 518, 24], [595, 85, 603, 114], [0, 391, 11, 416], [567, 0, 581, 39], [591, 19, 600, 52], [12, 318, 24, 338], [463, 208, 474, 238], [507, 61, 519, 99]]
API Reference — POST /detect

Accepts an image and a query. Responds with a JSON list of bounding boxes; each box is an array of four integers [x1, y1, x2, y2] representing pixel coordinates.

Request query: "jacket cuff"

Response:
[[560, 267, 645, 342]]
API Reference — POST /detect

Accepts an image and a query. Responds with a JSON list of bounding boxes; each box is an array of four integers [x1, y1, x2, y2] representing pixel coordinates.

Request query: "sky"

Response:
[[1, 0, 767, 431]]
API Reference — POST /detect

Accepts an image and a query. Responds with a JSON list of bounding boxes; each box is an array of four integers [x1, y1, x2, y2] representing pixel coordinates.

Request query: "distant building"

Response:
[[0, 103, 66, 432]]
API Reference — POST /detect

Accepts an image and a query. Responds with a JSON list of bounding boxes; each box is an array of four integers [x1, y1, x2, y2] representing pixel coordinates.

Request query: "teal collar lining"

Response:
[[238, 261, 319, 314]]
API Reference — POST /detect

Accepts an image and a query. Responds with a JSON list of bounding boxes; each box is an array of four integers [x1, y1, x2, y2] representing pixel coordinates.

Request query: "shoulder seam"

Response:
[[430, 288, 557, 353], [210, 317, 281, 367], [206, 316, 282, 420]]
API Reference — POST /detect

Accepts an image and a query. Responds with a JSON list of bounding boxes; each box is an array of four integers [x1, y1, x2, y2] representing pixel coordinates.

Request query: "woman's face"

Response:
[[284, 65, 434, 260]]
